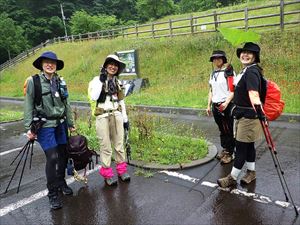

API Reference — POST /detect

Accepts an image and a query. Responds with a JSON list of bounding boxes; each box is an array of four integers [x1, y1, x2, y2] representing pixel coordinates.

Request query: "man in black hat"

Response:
[[24, 51, 76, 209], [207, 50, 235, 164]]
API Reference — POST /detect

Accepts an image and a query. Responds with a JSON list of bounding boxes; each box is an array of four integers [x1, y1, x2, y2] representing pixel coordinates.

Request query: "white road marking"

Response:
[[160, 171, 300, 212], [0, 126, 6, 131], [253, 196, 272, 204], [0, 167, 99, 217], [201, 181, 218, 188], [275, 200, 290, 208], [0, 190, 48, 217], [0, 147, 25, 156], [0, 140, 37, 157], [159, 170, 200, 183]]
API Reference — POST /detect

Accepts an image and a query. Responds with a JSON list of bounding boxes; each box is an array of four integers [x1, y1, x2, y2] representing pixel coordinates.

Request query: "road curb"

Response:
[[128, 141, 217, 170], [1, 97, 300, 122], [130, 105, 300, 122]]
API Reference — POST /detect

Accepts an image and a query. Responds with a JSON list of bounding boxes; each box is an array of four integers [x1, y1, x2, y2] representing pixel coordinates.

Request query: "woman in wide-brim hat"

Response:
[[102, 54, 126, 76], [32, 51, 64, 71], [24, 50, 75, 210], [236, 42, 260, 63], [217, 42, 265, 188], [207, 50, 235, 165], [88, 54, 130, 186]]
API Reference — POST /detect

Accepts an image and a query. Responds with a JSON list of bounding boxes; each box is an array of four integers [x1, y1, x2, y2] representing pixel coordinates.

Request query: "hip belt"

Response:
[[94, 106, 121, 116]]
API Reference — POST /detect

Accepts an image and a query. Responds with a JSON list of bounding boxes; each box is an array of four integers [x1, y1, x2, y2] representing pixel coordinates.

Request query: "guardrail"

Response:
[[1, 0, 299, 72]]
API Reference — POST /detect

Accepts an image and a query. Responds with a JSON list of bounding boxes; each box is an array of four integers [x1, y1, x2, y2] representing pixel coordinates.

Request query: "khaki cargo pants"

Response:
[[95, 112, 126, 168]]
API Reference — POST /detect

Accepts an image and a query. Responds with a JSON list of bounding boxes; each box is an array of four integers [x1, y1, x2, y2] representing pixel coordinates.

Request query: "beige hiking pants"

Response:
[[95, 112, 126, 167]]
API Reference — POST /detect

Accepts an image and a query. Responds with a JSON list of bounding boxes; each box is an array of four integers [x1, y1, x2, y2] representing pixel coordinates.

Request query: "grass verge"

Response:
[[74, 111, 208, 166], [0, 108, 23, 123]]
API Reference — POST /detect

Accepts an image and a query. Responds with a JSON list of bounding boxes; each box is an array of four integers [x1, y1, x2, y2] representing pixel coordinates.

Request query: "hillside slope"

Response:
[[0, 29, 299, 113]]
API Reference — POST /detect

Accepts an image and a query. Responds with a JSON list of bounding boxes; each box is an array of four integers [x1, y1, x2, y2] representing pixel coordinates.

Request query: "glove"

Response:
[[100, 67, 107, 82], [254, 104, 267, 122], [224, 64, 234, 77], [123, 121, 130, 131], [30, 117, 47, 134]]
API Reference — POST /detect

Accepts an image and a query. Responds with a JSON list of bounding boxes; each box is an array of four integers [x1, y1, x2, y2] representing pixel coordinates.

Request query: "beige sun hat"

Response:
[[103, 54, 126, 75]]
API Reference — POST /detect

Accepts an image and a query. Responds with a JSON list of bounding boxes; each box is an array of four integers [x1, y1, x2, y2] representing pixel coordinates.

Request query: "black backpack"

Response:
[[67, 134, 99, 171]]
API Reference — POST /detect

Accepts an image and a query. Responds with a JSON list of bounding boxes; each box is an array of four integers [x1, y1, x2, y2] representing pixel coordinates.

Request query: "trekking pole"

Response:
[[188, 160, 219, 192], [262, 122, 288, 202], [17, 143, 30, 193], [29, 141, 34, 169], [4, 142, 29, 193], [9, 141, 31, 166], [124, 129, 131, 164], [260, 121, 299, 216]]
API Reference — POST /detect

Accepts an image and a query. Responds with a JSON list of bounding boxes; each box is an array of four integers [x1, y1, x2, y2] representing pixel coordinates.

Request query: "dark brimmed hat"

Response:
[[103, 54, 126, 76], [237, 42, 260, 63], [33, 51, 64, 71], [209, 50, 227, 63]]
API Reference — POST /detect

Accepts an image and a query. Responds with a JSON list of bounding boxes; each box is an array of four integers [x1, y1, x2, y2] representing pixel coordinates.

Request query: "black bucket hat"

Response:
[[33, 51, 64, 71], [237, 42, 260, 63], [103, 54, 126, 76], [209, 50, 227, 63]]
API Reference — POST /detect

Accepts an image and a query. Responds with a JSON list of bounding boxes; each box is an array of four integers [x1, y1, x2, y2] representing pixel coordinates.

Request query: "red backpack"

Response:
[[260, 78, 285, 121]]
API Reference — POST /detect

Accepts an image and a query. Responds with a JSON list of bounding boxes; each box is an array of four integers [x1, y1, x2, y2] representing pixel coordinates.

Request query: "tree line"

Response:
[[0, 0, 247, 64]]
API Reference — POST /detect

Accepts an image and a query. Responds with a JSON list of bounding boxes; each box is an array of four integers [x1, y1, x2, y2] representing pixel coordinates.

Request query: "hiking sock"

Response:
[[230, 167, 241, 180], [246, 161, 255, 171]]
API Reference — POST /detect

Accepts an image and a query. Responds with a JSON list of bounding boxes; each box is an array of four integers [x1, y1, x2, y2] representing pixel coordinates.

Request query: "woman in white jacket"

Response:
[[89, 54, 130, 186]]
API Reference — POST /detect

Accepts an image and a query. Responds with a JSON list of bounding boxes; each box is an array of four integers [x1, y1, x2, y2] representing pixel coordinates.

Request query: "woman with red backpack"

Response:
[[217, 42, 265, 188]]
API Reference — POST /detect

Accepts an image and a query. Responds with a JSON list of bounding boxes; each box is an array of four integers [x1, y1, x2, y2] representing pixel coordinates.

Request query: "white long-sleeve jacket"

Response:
[[88, 76, 128, 122]]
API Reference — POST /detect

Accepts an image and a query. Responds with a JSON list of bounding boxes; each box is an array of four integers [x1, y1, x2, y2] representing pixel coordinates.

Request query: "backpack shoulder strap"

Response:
[[32, 74, 42, 106], [250, 65, 267, 104]]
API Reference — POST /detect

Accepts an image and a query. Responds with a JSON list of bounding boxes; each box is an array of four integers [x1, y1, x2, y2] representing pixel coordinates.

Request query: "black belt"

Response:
[[103, 109, 120, 113], [47, 116, 66, 120]]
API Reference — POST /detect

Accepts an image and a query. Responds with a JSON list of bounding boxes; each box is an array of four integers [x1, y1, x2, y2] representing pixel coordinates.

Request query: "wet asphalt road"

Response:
[[0, 100, 299, 225]]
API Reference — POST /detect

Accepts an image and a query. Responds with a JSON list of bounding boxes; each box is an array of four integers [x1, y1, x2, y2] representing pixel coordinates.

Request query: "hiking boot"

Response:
[[105, 177, 118, 186], [119, 173, 131, 182], [241, 170, 256, 184], [220, 153, 233, 164], [217, 174, 237, 188], [59, 185, 73, 195], [216, 150, 227, 160], [48, 194, 62, 210]]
